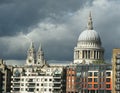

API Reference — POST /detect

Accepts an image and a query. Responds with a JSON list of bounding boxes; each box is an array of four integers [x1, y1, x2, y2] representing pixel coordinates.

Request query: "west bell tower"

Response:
[[26, 42, 36, 65]]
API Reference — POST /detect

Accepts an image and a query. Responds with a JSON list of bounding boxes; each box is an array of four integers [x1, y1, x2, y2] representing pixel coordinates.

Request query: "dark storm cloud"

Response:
[[0, 0, 119, 65], [0, 0, 91, 36]]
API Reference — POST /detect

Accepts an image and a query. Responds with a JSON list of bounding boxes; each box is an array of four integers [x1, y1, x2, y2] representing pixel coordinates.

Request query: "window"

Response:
[[45, 79, 47, 81], [106, 84, 110, 88], [94, 84, 98, 88], [116, 84, 120, 90], [49, 79, 52, 81], [106, 78, 110, 82], [116, 65, 120, 70], [117, 72, 120, 77], [41, 88, 43, 91], [88, 72, 92, 76], [37, 79, 39, 81], [21, 83, 24, 86], [117, 78, 120, 82], [106, 72, 111, 76], [88, 84, 92, 88], [116, 91, 120, 93], [88, 78, 92, 82], [94, 66, 99, 70], [94, 78, 98, 82], [94, 72, 98, 76], [41, 78, 44, 81], [37, 89, 39, 91], [49, 89, 51, 91], [43, 83, 47, 86], [117, 59, 120, 64], [76, 72, 81, 77], [21, 88, 24, 91], [44, 89, 46, 91]]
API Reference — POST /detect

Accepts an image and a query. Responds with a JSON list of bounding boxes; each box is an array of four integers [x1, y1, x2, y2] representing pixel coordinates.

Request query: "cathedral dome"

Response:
[[77, 12, 101, 48], [74, 12, 104, 64], [78, 29, 101, 44]]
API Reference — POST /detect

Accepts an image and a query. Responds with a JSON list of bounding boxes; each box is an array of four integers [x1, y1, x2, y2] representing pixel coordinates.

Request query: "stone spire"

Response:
[[36, 43, 46, 66], [87, 11, 93, 30], [38, 43, 42, 52], [26, 41, 35, 65], [28, 41, 35, 57], [29, 41, 34, 49]]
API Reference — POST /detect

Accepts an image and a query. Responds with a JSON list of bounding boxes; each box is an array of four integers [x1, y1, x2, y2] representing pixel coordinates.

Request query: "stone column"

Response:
[[78, 51, 79, 59], [86, 50, 87, 59], [98, 51, 100, 59], [87, 50, 88, 59], [96, 51, 98, 59], [82, 50, 84, 58], [94, 51, 95, 59]]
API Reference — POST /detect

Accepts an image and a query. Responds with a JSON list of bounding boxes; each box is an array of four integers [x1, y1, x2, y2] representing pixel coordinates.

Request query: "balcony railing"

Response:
[[116, 68, 120, 71], [13, 79, 20, 82], [53, 86, 61, 89], [116, 81, 120, 84], [13, 85, 20, 87], [116, 75, 120, 78], [116, 88, 120, 91], [53, 81, 61, 84]]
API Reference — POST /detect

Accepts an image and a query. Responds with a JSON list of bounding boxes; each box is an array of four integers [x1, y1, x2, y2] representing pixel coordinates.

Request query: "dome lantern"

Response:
[[87, 11, 93, 30]]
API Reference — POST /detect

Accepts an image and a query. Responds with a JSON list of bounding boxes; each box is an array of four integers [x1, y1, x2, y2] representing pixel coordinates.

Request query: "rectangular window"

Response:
[[43, 83, 47, 86], [94, 72, 98, 76], [49, 83, 52, 87], [106, 84, 110, 88], [44, 89, 46, 91], [21, 88, 24, 91], [88, 72, 92, 76], [117, 72, 120, 77], [88, 78, 92, 82], [117, 59, 120, 64], [94, 78, 98, 82], [49, 89, 51, 91], [117, 78, 120, 82], [88, 84, 92, 88], [76, 72, 81, 77], [106, 78, 110, 82], [21, 83, 24, 86], [106, 72, 111, 76], [37, 89, 39, 91], [94, 84, 98, 88]]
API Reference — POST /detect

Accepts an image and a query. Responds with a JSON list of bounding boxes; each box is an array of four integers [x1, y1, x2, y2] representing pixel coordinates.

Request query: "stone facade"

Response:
[[74, 12, 104, 64], [112, 49, 120, 93], [0, 59, 13, 93]]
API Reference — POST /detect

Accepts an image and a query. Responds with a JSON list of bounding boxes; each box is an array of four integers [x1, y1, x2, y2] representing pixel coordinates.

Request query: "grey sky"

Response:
[[0, 0, 120, 65]]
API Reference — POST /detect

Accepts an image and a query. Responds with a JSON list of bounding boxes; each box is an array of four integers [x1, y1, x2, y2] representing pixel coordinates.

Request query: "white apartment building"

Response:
[[11, 43, 66, 93]]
